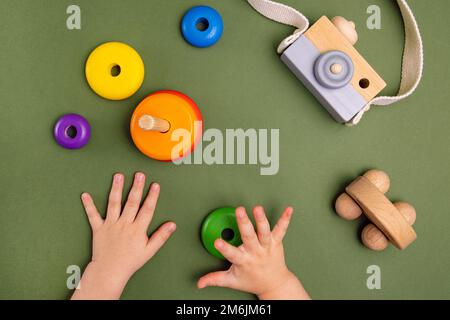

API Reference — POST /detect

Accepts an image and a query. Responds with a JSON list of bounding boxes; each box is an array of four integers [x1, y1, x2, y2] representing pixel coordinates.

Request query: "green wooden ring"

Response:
[[201, 207, 242, 260]]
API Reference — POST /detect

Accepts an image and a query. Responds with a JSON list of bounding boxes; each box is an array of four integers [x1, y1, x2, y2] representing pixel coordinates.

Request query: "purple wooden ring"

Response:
[[54, 114, 91, 149]]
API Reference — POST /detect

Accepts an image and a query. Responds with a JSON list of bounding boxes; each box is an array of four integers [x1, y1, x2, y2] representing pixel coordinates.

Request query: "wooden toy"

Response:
[[335, 170, 417, 251], [54, 114, 91, 150], [85, 42, 144, 100], [130, 90, 203, 162], [280, 16, 386, 123], [248, 0, 424, 125], [181, 6, 223, 48], [201, 207, 242, 260]]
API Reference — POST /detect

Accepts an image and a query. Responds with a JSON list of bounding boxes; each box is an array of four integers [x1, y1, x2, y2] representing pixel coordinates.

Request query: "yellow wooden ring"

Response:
[[130, 91, 203, 162], [85, 42, 144, 100]]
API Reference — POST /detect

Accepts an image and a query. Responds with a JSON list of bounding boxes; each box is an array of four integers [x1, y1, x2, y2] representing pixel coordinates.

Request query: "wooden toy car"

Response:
[[335, 170, 417, 251]]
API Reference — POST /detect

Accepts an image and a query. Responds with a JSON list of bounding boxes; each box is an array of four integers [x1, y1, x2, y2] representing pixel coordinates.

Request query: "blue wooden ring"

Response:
[[181, 6, 223, 48]]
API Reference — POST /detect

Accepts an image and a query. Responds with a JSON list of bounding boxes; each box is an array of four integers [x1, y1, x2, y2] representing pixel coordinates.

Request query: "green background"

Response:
[[0, 0, 449, 300]]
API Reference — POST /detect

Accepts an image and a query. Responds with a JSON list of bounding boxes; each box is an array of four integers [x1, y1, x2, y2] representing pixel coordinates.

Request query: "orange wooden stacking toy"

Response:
[[335, 170, 417, 251], [130, 90, 203, 162]]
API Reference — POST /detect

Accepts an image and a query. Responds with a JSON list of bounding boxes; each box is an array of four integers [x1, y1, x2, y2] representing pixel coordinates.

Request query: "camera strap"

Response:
[[247, 0, 424, 126]]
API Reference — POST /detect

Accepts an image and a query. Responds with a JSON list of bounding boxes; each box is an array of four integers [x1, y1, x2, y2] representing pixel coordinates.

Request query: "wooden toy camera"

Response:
[[335, 170, 417, 251], [281, 16, 387, 123]]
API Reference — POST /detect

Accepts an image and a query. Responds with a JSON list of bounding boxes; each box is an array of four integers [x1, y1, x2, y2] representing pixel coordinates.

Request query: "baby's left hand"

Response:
[[197, 206, 309, 300], [71, 172, 176, 300]]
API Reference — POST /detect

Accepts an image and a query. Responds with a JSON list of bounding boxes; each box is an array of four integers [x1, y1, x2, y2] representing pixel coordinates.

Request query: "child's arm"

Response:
[[71, 173, 176, 300], [197, 206, 310, 300]]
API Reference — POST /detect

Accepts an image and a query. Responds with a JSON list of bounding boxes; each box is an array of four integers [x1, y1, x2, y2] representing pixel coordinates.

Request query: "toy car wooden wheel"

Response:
[[130, 90, 203, 162]]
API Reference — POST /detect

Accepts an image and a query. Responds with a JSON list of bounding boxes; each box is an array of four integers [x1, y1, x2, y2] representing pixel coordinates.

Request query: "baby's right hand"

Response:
[[197, 206, 310, 300]]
